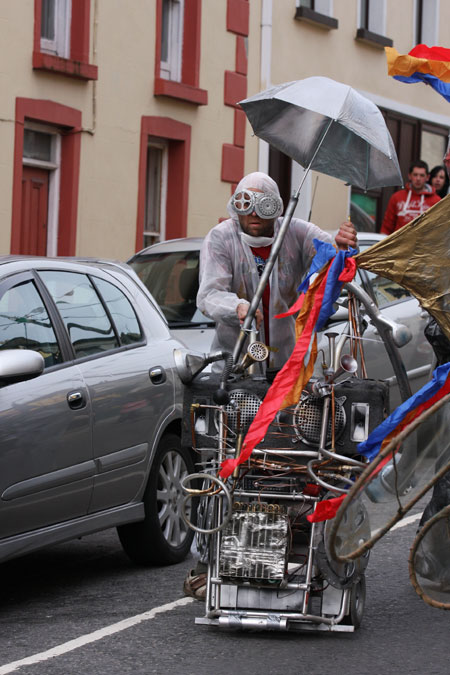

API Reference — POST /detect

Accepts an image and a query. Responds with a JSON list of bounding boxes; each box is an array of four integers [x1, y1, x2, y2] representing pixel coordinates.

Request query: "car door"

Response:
[[0, 272, 94, 539], [38, 269, 176, 513]]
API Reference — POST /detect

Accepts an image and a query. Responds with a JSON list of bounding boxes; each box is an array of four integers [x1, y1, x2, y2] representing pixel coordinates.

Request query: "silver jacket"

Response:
[[197, 216, 333, 370]]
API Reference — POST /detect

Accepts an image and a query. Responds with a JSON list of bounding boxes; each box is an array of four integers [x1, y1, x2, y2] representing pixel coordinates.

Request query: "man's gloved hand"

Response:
[[335, 221, 357, 250]]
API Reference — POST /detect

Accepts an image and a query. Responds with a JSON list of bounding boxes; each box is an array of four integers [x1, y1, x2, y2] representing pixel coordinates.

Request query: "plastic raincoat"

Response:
[[196, 172, 333, 370]]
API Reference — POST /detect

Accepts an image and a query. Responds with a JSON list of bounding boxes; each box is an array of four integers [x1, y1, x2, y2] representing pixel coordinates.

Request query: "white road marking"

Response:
[[0, 596, 194, 674], [371, 511, 422, 537], [391, 512, 422, 531]]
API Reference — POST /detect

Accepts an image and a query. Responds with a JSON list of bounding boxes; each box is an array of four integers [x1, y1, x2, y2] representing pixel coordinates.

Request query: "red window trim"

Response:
[[11, 98, 82, 256], [33, 0, 98, 81], [136, 117, 191, 251], [154, 0, 207, 106]]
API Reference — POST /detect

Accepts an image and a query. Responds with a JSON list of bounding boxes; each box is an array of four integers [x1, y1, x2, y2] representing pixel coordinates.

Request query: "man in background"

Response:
[[381, 160, 440, 235]]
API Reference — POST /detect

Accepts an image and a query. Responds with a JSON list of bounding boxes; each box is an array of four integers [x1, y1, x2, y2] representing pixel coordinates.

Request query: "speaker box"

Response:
[[182, 373, 389, 458]]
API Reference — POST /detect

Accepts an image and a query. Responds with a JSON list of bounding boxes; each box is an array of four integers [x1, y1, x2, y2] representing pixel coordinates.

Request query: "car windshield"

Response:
[[129, 250, 214, 327]]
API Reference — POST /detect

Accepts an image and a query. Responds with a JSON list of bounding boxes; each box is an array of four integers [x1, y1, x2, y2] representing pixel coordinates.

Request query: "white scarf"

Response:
[[239, 232, 274, 247]]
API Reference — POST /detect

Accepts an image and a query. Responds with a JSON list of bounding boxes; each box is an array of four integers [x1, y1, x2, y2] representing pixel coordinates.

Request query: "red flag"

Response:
[[307, 495, 346, 523]]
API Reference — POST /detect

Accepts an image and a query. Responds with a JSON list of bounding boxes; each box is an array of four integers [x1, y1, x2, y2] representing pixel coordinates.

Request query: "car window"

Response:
[[92, 277, 143, 345], [0, 280, 62, 367], [130, 250, 213, 326], [358, 240, 411, 309], [39, 271, 119, 357]]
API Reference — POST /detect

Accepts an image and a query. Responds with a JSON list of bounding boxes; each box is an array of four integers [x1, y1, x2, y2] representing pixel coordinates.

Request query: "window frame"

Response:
[[144, 140, 169, 248], [40, 0, 72, 59], [160, 0, 185, 82], [154, 0, 207, 105], [294, 0, 338, 29], [136, 117, 191, 252], [414, 0, 439, 47], [33, 0, 98, 81], [355, 0, 393, 48]]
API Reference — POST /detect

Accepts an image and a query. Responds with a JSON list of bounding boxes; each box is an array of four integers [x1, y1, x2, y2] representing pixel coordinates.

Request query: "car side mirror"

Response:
[[0, 349, 45, 384]]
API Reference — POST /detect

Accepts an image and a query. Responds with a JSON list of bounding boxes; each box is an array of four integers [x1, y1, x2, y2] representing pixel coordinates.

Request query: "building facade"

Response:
[[0, 1, 449, 260]]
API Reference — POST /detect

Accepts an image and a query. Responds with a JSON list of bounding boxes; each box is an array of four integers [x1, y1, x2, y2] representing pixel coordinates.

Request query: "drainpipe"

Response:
[[258, 0, 272, 172]]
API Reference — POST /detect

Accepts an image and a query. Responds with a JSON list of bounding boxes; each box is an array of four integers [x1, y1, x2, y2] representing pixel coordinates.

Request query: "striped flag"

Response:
[[386, 44, 450, 102]]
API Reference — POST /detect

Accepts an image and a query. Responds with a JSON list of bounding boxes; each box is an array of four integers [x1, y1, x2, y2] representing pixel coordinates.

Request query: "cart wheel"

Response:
[[343, 575, 366, 629]]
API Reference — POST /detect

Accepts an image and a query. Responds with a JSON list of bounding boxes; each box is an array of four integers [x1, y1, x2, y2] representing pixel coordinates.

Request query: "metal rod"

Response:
[[344, 281, 412, 401]]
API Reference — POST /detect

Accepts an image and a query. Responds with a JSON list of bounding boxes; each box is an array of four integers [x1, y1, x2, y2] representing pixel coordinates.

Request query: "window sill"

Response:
[[294, 7, 338, 30], [154, 78, 208, 106], [355, 28, 393, 49], [33, 52, 98, 80]]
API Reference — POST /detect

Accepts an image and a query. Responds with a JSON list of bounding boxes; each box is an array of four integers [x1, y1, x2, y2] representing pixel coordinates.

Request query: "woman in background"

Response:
[[429, 165, 449, 198]]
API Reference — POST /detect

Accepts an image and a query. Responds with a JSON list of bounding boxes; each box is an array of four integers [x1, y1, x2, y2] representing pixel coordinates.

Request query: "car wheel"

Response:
[[118, 433, 196, 566]]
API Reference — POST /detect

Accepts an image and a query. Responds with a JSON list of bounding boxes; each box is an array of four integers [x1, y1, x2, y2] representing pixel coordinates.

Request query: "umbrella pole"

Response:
[[232, 120, 334, 367]]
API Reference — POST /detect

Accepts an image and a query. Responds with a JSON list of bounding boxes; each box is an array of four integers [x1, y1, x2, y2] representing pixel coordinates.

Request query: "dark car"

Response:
[[0, 256, 195, 566]]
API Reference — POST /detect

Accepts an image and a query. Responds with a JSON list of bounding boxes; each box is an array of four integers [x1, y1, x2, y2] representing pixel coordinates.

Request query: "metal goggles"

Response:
[[231, 189, 283, 219]]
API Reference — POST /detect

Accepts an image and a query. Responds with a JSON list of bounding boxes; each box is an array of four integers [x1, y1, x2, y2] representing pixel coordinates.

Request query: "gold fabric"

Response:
[[355, 194, 450, 340]]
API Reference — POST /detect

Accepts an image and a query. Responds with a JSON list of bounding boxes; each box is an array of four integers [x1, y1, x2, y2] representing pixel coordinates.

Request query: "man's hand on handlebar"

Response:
[[237, 302, 263, 330], [335, 221, 357, 250]]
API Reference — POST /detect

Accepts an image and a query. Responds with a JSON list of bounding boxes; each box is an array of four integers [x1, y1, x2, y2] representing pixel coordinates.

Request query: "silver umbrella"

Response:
[[232, 76, 402, 365], [239, 76, 402, 190]]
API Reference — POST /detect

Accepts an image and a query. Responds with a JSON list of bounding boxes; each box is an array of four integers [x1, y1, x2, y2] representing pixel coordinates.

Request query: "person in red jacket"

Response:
[[381, 160, 441, 235]]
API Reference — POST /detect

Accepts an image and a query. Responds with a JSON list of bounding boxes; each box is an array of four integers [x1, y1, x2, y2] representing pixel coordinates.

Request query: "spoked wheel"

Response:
[[343, 574, 366, 629], [118, 433, 196, 565]]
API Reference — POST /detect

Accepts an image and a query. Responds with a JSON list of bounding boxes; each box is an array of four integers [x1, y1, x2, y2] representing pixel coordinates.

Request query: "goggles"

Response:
[[231, 189, 283, 220]]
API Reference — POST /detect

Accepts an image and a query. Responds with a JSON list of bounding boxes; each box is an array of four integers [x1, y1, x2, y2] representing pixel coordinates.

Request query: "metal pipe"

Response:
[[344, 280, 412, 401], [232, 119, 335, 366]]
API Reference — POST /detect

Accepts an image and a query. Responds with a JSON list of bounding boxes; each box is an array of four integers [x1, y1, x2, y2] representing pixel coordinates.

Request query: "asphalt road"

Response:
[[0, 504, 448, 675]]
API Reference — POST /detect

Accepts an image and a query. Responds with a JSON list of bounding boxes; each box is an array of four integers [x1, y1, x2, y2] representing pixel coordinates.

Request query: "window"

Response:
[[11, 99, 82, 257], [415, 0, 439, 46], [356, 0, 392, 48], [39, 271, 118, 357], [92, 278, 143, 345], [136, 117, 191, 251], [421, 125, 448, 172], [40, 0, 71, 58], [160, 0, 184, 82], [154, 0, 207, 105], [0, 280, 62, 367], [144, 141, 168, 247], [130, 250, 208, 325], [295, 0, 338, 29], [33, 0, 98, 80], [359, 0, 385, 35]]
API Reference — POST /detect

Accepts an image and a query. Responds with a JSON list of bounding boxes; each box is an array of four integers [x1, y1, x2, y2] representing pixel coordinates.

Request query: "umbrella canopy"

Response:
[[239, 76, 402, 190], [356, 194, 450, 339]]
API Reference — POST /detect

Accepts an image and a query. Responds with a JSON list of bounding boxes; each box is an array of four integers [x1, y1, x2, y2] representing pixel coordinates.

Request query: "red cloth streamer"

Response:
[[338, 257, 357, 282], [306, 495, 346, 523], [219, 266, 331, 478]]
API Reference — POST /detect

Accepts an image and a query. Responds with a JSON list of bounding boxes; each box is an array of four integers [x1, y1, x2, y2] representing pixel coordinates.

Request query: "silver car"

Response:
[[129, 234, 434, 408], [0, 256, 195, 566]]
